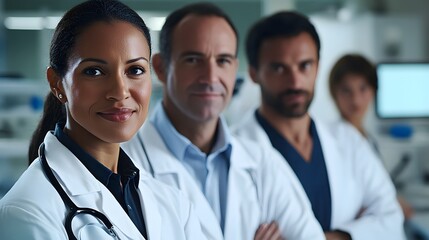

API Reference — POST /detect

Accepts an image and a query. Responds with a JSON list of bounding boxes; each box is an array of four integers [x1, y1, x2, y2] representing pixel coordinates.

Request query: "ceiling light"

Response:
[[4, 17, 44, 30], [45, 16, 62, 29], [145, 16, 166, 31]]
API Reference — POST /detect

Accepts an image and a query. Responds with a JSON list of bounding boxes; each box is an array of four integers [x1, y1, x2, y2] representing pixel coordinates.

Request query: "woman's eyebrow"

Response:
[[126, 57, 149, 64], [80, 58, 107, 64], [78, 57, 149, 65]]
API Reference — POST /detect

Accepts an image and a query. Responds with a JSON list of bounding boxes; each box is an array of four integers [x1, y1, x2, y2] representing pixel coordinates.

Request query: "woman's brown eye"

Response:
[[83, 68, 102, 76], [129, 67, 145, 75]]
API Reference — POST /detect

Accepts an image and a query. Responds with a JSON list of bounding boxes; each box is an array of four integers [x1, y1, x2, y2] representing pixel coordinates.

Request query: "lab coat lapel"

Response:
[[137, 174, 162, 240], [140, 123, 183, 181], [233, 110, 274, 150], [224, 138, 260, 240], [141, 123, 224, 240], [44, 133, 145, 240], [98, 186, 146, 239], [312, 119, 343, 225]]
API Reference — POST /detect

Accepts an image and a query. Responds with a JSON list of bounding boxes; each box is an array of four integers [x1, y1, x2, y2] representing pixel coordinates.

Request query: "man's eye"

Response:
[[185, 57, 199, 64], [83, 68, 102, 76], [218, 58, 231, 66], [271, 65, 284, 73], [301, 62, 313, 71]]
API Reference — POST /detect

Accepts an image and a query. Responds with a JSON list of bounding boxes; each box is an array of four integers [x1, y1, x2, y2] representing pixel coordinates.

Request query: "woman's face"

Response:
[[333, 73, 375, 124], [58, 20, 151, 144]]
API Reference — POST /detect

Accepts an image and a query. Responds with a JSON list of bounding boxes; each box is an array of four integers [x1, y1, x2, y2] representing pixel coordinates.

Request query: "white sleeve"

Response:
[[0, 205, 65, 240], [335, 136, 406, 240]]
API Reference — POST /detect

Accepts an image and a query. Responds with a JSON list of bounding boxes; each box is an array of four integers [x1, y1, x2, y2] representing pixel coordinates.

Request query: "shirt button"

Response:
[[132, 171, 137, 176]]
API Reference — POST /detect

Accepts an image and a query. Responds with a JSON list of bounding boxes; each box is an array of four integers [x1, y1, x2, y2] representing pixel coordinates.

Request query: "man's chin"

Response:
[[191, 110, 222, 123], [277, 107, 308, 118], [283, 112, 307, 118]]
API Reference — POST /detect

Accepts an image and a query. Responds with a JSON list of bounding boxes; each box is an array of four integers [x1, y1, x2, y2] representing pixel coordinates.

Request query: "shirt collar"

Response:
[[53, 123, 140, 186], [150, 102, 232, 161], [211, 116, 233, 160]]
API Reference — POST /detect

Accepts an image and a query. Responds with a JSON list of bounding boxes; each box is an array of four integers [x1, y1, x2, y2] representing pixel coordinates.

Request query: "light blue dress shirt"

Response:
[[151, 102, 232, 231]]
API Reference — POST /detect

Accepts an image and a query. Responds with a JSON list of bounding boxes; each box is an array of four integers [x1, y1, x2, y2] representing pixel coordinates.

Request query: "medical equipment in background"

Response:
[[0, 78, 46, 139], [0, 78, 48, 198], [376, 62, 429, 120]]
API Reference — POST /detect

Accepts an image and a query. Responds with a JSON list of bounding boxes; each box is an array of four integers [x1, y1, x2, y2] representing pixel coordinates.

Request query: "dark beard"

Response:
[[261, 88, 313, 118]]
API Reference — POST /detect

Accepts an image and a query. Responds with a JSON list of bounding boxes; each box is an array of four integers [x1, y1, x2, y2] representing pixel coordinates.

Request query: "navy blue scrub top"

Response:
[[256, 111, 332, 231], [54, 123, 147, 238]]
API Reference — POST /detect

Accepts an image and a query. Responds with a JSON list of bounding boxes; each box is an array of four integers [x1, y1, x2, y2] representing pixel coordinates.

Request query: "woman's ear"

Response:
[[152, 53, 167, 85], [46, 67, 66, 103]]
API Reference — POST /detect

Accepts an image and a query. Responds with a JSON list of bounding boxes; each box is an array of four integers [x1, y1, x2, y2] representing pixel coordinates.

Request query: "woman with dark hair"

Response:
[[0, 1, 205, 239], [329, 54, 378, 142], [329, 54, 413, 221]]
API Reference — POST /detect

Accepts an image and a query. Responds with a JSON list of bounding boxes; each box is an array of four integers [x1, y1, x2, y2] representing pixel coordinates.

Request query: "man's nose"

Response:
[[201, 59, 219, 83], [287, 68, 303, 88]]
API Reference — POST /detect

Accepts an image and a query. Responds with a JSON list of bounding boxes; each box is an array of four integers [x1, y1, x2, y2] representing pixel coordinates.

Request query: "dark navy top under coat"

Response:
[[255, 111, 332, 231], [54, 123, 148, 238]]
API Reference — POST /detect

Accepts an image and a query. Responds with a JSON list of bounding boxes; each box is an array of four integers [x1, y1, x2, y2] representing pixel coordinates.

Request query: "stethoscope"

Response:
[[38, 143, 120, 240]]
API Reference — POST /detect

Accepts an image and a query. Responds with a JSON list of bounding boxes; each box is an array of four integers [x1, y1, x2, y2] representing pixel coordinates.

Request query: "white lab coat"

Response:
[[0, 132, 205, 240], [122, 121, 325, 240], [233, 111, 406, 240]]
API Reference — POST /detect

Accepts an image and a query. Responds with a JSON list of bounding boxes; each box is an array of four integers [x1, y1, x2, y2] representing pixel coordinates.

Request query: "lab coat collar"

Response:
[[150, 102, 233, 163], [139, 122, 183, 175], [43, 132, 146, 240], [141, 119, 257, 175], [43, 132, 101, 195], [229, 137, 259, 170], [138, 122, 224, 240]]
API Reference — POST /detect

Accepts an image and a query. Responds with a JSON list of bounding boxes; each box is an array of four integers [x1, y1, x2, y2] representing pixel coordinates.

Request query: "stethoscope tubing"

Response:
[[38, 143, 119, 240]]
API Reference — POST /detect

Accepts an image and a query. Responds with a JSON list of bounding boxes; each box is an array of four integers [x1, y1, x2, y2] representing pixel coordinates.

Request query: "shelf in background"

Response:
[[0, 138, 30, 158], [0, 79, 48, 95]]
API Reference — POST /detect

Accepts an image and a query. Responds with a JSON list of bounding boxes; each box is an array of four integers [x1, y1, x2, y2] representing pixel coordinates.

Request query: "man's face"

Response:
[[250, 32, 319, 118], [160, 15, 238, 123]]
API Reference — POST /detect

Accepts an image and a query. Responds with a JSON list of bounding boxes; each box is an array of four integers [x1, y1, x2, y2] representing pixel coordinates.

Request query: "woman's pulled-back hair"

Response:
[[28, 0, 151, 164]]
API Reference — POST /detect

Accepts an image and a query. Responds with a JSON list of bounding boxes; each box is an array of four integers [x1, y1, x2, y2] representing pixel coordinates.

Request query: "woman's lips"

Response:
[[97, 108, 134, 122]]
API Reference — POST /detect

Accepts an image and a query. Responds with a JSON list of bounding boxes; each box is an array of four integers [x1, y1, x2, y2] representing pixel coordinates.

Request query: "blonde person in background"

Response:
[[329, 54, 414, 220], [233, 11, 405, 240], [0, 1, 205, 239]]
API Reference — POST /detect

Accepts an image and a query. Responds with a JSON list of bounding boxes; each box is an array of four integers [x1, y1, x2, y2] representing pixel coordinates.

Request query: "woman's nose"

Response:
[[106, 74, 130, 101]]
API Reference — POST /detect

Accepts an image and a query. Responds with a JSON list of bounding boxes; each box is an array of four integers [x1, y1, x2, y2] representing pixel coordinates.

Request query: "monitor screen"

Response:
[[376, 62, 429, 119]]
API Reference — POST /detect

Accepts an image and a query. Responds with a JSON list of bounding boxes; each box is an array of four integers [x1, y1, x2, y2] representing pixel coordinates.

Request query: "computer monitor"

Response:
[[376, 62, 429, 119]]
